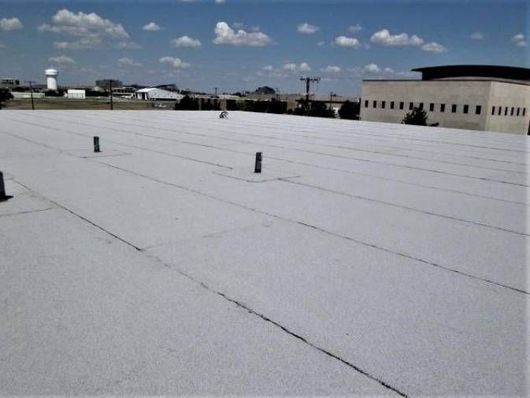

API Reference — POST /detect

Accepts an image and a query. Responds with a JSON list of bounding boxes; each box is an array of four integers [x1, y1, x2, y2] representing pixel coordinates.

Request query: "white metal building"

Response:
[[360, 65, 530, 135], [135, 88, 184, 101], [66, 89, 86, 99]]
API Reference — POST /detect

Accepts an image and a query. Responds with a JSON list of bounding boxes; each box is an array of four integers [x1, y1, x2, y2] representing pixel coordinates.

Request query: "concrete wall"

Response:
[[360, 80, 529, 134], [485, 82, 530, 135]]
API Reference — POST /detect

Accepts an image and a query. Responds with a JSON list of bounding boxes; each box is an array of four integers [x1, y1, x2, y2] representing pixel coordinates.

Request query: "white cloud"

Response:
[[118, 57, 142, 67], [38, 9, 129, 49], [370, 29, 424, 46], [470, 32, 483, 40], [421, 41, 447, 53], [384, 67, 395, 73], [213, 21, 271, 46], [262, 65, 274, 71], [364, 63, 380, 73], [321, 65, 341, 73], [215, 0, 226, 3], [316, 40, 325, 47], [512, 33, 527, 47], [172, 35, 202, 48], [48, 55, 76, 64], [347, 24, 362, 33], [116, 41, 141, 49], [159, 56, 190, 69], [283, 62, 311, 72], [333, 35, 360, 48], [297, 22, 319, 34], [0, 17, 23, 31], [143, 22, 160, 31]]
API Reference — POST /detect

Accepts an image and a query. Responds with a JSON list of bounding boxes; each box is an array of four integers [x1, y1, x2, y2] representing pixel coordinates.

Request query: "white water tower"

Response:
[[45, 68, 58, 90]]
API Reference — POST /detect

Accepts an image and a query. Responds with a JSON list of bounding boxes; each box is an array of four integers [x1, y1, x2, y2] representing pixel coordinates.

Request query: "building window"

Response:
[[364, 100, 369, 108], [390, 101, 395, 109], [491, 106, 495, 115], [409, 102, 414, 110], [382, 101, 386, 109], [429, 103, 434, 112], [517, 107, 520, 116], [523, 108, 527, 116], [373, 100, 377, 108], [511, 107, 515, 116], [399, 102, 404, 110], [452, 104, 457, 113], [463, 104, 469, 114], [440, 104, 445, 112], [498, 106, 502, 116], [475, 105, 481, 115], [505, 107, 508, 116], [419, 103, 424, 110]]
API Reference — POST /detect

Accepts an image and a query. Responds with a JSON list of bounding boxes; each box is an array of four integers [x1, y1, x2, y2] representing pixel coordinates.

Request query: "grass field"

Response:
[[4, 98, 173, 110]]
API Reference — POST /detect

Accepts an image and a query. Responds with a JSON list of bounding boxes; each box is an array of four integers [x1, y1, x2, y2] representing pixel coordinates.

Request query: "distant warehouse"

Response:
[[360, 65, 530, 134], [134, 88, 184, 101]]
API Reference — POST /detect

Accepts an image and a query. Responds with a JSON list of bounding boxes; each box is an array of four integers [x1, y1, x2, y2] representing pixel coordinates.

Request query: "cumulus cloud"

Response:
[[118, 57, 142, 67], [321, 65, 341, 73], [347, 24, 362, 33], [333, 35, 361, 48], [159, 56, 190, 69], [316, 40, 325, 47], [262, 65, 274, 71], [364, 63, 380, 73], [370, 29, 424, 46], [0, 17, 23, 31], [512, 33, 527, 47], [142, 22, 160, 31], [283, 62, 311, 73], [470, 32, 483, 40], [213, 21, 271, 46], [48, 55, 76, 64], [347, 64, 397, 76], [171, 35, 202, 48], [38, 9, 130, 49], [297, 22, 319, 34], [421, 41, 447, 53]]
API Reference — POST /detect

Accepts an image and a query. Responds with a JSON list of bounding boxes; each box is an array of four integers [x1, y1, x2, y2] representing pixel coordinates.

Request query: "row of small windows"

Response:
[[491, 106, 527, 117], [364, 100, 527, 117]]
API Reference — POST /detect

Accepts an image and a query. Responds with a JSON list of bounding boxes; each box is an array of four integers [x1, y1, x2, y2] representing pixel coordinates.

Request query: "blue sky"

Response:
[[0, 0, 527, 95]]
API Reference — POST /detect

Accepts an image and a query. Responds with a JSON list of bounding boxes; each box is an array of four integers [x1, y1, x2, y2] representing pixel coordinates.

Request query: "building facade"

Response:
[[360, 65, 530, 135], [1, 78, 20, 88]]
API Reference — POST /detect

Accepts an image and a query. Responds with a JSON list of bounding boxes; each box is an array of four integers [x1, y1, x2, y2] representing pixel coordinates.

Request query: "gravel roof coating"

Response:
[[0, 110, 528, 396]]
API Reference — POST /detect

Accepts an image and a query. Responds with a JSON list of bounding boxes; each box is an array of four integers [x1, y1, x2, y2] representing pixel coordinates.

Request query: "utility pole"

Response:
[[25, 80, 35, 110], [214, 87, 218, 97], [329, 92, 337, 109], [300, 76, 320, 113], [109, 80, 114, 110]]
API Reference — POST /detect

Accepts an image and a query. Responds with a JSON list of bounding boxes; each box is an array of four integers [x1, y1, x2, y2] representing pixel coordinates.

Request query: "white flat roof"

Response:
[[0, 110, 528, 395]]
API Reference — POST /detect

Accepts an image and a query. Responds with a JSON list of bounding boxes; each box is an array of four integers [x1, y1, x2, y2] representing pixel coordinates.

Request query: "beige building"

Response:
[[360, 65, 530, 135]]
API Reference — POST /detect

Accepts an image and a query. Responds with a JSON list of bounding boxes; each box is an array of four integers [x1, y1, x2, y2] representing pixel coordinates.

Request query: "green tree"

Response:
[[0, 88, 13, 109], [402, 107, 428, 126], [338, 100, 360, 120], [174, 95, 199, 110]]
